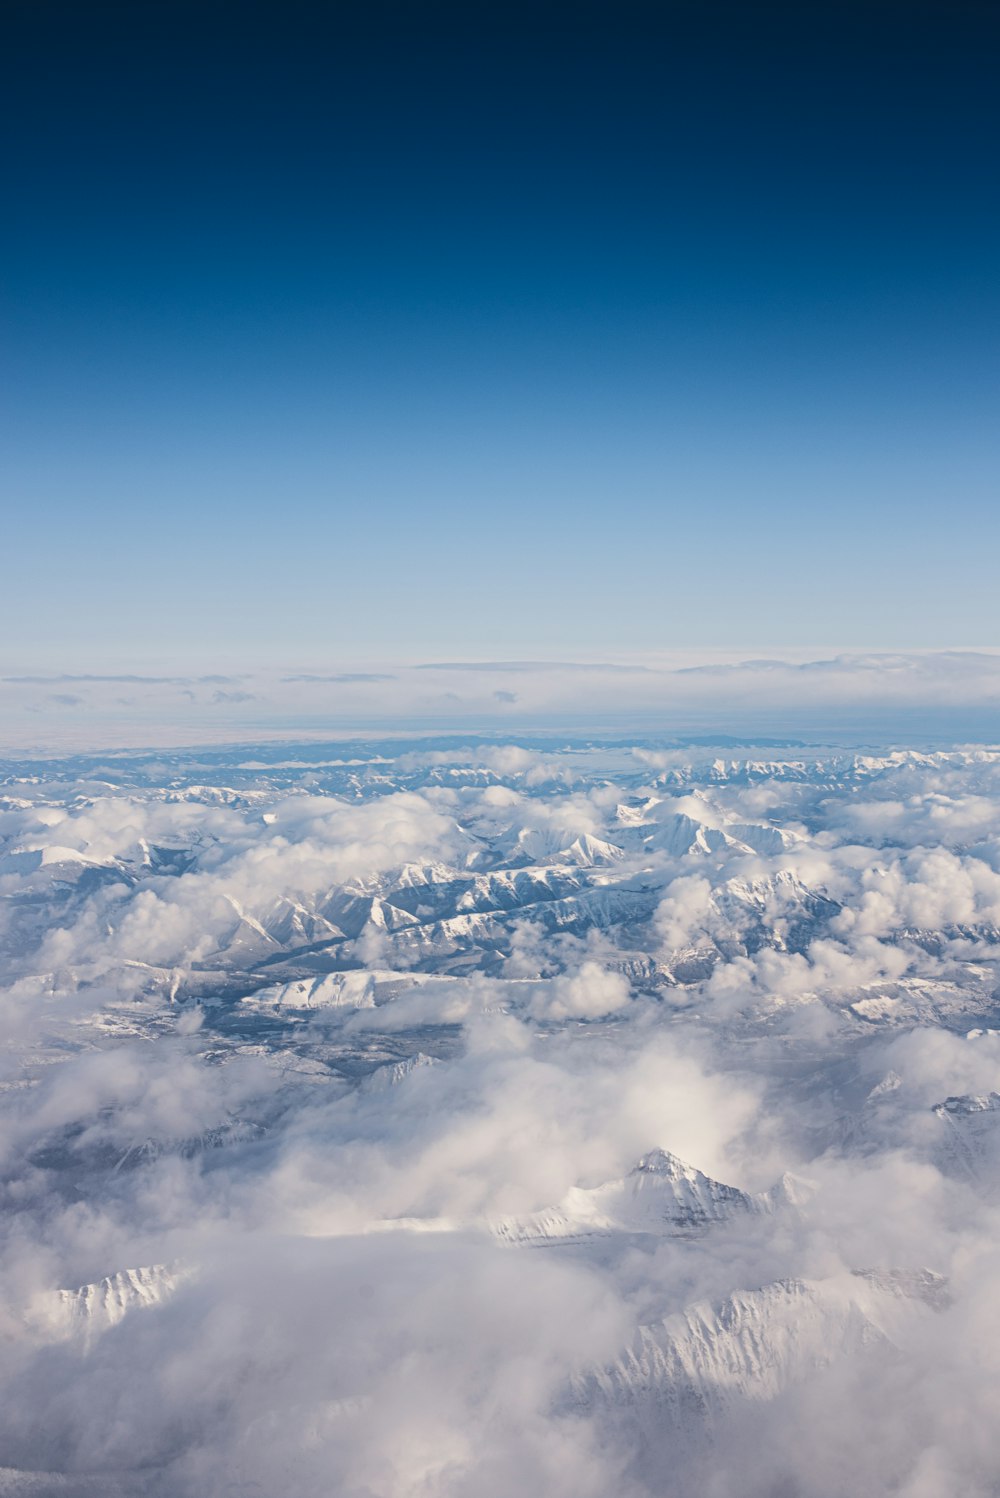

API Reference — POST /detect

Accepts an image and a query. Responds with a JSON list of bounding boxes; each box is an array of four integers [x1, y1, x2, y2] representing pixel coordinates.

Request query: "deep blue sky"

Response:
[[3, 0, 998, 666]]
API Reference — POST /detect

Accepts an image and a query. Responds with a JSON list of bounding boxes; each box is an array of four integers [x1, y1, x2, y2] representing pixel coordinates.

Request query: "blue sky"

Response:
[[2, 0, 998, 668]]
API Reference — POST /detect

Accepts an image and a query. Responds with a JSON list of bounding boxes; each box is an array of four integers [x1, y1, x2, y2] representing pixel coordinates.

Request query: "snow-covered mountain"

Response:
[[32, 1264, 186, 1343], [493, 1150, 768, 1245], [576, 1267, 947, 1425], [1, 735, 997, 1496]]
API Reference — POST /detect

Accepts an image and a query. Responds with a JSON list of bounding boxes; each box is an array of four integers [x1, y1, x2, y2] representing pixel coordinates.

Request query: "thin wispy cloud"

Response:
[[3, 651, 1000, 752]]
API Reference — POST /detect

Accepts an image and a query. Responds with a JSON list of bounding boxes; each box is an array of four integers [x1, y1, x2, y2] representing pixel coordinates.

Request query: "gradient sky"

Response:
[[3, 0, 998, 668]]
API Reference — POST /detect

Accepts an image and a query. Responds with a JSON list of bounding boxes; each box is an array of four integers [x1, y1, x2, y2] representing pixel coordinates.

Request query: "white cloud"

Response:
[[2, 737, 1000, 1493]]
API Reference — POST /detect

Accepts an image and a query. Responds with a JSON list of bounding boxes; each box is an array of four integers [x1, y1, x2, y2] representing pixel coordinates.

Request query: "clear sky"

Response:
[[2, 0, 998, 669]]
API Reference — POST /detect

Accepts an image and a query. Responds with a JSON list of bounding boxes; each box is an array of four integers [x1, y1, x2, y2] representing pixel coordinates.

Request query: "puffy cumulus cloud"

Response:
[[529, 960, 632, 1020], [824, 790, 1000, 855], [5, 737, 1000, 1494], [878, 1024, 1000, 1104], [0, 796, 243, 891], [25, 790, 463, 979], [673, 1271, 1000, 1498], [264, 1011, 759, 1233], [654, 874, 714, 950], [1, 1234, 633, 1498], [460, 785, 609, 857], [831, 847, 1000, 940], [8, 1041, 275, 1173], [695, 935, 915, 1035]]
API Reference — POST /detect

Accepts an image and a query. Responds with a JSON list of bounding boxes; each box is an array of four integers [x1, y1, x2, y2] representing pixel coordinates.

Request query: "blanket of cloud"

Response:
[[6, 733, 1000, 1495], [5, 648, 1000, 750]]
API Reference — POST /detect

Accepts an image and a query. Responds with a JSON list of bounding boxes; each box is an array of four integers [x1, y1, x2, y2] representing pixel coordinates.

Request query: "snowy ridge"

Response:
[[247, 972, 380, 1011], [244, 969, 447, 1012], [933, 1091, 1000, 1117], [363, 1052, 440, 1091], [5, 736, 1000, 1493], [576, 1267, 946, 1419], [493, 1149, 773, 1246], [931, 1091, 1000, 1181], [33, 1264, 187, 1342]]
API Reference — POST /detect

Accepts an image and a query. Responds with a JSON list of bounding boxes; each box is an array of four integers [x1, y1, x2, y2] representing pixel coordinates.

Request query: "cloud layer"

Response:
[[2, 736, 1000, 1493], [4, 649, 1000, 750]]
